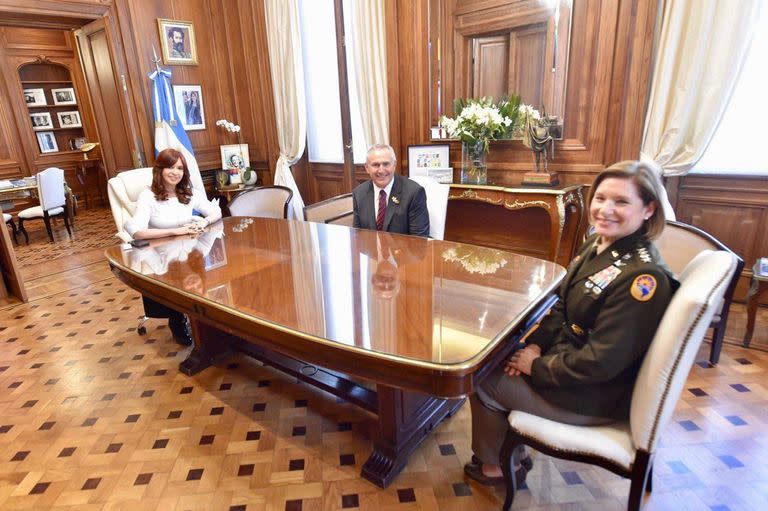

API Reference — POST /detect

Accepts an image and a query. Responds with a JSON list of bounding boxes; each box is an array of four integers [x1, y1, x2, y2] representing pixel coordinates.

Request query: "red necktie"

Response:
[[376, 189, 386, 231]]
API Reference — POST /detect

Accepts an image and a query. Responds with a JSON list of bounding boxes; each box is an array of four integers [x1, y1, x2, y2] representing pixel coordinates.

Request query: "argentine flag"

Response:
[[148, 68, 205, 193]]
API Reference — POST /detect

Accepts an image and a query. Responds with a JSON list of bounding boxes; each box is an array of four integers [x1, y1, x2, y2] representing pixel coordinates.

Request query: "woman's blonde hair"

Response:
[[588, 160, 667, 239]]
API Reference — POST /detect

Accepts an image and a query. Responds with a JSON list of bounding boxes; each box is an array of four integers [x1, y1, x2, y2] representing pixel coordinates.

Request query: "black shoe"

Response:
[[464, 461, 527, 486], [168, 315, 193, 346], [472, 454, 533, 472]]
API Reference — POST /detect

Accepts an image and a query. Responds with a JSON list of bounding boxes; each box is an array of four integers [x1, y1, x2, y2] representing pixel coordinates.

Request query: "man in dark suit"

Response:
[[352, 144, 430, 236]]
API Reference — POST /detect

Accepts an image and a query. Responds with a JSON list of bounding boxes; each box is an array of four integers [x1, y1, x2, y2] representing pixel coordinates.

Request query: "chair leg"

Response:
[[627, 450, 653, 511], [7, 219, 18, 245], [43, 212, 54, 242], [499, 431, 522, 511], [18, 217, 29, 244], [708, 325, 724, 365], [645, 464, 653, 493], [61, 206, 72, 238]]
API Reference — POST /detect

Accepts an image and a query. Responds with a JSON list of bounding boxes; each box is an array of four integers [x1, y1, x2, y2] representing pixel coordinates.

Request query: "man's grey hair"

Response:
[[366, 144, 396, 163]]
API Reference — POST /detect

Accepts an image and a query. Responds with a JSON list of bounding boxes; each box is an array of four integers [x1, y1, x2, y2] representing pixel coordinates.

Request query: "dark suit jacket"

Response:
[[525, 229, 678, 420], [352, 174, 430, 237]]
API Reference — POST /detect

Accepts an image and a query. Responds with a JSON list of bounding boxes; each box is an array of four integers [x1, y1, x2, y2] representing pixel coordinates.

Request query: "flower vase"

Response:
[[461, 140, 488, 185]]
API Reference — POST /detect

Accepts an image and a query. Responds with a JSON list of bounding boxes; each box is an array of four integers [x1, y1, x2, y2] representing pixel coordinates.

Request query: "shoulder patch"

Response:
[[631, 274, 657, 301]]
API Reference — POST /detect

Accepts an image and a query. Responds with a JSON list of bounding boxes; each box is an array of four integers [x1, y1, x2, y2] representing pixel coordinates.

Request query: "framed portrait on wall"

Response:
[[157, 19, 198, 65], [30, 112, 53, 131], [407, 144, 453, 183], [57, 111, 82, 128], [172, 84, 205, 130], [51, 87, 76, 106], [36, 131, 58, 153], [23, 88, 46, 107]]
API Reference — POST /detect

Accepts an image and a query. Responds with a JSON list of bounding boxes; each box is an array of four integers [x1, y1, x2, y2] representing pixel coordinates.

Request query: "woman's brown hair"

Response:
[[151, 148, 193, 204], [588, 160, 667, 240]]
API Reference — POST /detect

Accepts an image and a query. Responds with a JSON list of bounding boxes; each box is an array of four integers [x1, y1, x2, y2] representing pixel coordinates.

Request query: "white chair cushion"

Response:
[[409, 175, 449, 240], [508, 411, 635, 470], [18, 205, 64, 219], [3, 213, 10, 222], [107, 167, 153, 242]]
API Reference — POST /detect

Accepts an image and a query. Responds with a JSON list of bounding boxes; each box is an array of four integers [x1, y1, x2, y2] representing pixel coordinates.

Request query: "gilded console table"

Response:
[[445, 183, 587, 267]]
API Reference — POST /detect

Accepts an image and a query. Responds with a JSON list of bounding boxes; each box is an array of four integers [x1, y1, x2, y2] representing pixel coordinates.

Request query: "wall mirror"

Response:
[[429, 0, 572, 139]]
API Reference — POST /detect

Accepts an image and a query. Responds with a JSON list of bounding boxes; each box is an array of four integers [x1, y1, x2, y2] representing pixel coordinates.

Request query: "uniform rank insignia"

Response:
[[631, 274, 657, 301], [588, 265, 622, 290]]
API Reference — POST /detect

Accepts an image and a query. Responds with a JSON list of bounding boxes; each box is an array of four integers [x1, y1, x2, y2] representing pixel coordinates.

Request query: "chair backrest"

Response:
[[107, 167, 153, 242], [37, 167, 65, 211], [303, 193, 353, 223], [229, 185, 293, 219], [409, 175, 449, 240], [326, 210, 354, 226], [630, 250, 737, 452]]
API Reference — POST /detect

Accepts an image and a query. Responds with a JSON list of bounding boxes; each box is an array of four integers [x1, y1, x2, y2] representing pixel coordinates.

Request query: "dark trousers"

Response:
[[142, 296, 184, 323]]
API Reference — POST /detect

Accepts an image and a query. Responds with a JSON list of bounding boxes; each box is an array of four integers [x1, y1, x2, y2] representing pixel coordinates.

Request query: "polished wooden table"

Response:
[[105, 217, 565, 487], [446, 182, 588, 267]]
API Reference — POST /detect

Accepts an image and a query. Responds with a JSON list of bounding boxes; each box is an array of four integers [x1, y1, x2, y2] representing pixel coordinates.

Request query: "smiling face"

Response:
[[590, 177, 656, 244], [365, 147, 396, 189], [161, 158, 185, 191]]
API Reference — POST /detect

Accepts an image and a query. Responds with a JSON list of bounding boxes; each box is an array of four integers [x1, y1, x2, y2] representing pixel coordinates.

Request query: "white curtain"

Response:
[[264, 0, 307, 219], [348, 0, 389, 146], [640, 0, 762, 218]]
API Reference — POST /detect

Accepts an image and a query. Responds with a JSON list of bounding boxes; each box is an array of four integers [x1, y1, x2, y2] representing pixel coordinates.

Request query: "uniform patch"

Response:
[[631, 274, 657, 301], [588, 265, 622, 289]]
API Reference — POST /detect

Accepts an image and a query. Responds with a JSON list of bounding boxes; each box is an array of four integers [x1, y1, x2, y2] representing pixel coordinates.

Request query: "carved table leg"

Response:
[[361, 384, 464, 488], [744, 280, 768, 347], [179, 318, 232, 375]]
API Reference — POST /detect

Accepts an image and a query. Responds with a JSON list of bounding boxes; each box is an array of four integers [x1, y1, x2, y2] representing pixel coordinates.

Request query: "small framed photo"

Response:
[[36, 131, 59, 153], [158, 19, 198, 65], [51, 87, 77, 106], [220, 144, 249, 172], [69, 136, 87, 150], [407, 144, 453, 183], [172, 85, 205, 130], [30, 112, 53, 131], [57, 110, 82, 128], [23, 88, 46, 107]]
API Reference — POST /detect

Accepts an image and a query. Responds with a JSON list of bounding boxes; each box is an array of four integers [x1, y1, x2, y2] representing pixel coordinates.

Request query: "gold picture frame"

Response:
[[157, 18, 198, 65]]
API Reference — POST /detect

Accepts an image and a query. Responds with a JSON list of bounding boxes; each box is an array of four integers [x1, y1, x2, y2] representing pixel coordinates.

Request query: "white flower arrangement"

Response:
[[216, 119, 241, 133], [440, 96, 517, 151]]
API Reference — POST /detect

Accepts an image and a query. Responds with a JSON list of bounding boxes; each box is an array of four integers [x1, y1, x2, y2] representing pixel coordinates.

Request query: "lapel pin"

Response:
[[391, 196, 400, 204]]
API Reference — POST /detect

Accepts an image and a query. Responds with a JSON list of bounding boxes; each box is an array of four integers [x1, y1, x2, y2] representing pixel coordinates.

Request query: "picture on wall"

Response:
[[23, 88, 46, 107], [172, 85, 205, 130], [51, 87, 77, 106], [30, 112, 53, 131], [36, 131, 58, 153], [157, 18, 198, 65], [57, 111, 82, 128]]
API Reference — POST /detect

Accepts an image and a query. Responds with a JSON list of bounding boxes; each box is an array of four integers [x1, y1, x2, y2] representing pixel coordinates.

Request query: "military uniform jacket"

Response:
[[525, 229, 678, 419]]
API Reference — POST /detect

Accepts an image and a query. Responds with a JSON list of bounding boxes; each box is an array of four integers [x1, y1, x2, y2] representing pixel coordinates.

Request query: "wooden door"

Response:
[[76, 17, 145, 177], [471, 35, 509, 100]]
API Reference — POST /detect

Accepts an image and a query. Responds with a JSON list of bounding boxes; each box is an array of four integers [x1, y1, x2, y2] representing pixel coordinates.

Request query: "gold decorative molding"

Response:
[[448, 189, 503, 205], [503, 199, 550, 210]]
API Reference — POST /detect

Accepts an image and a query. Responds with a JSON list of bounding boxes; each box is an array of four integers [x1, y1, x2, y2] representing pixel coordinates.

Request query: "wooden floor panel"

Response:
[[0, 208, 766, 510]]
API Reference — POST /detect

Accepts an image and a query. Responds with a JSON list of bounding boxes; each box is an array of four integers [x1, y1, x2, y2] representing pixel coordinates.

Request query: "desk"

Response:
[[446, 183, 587, 267], [744, 261, 768, 347], [75, 158, 106, 209], [105, 218, 564, 487]]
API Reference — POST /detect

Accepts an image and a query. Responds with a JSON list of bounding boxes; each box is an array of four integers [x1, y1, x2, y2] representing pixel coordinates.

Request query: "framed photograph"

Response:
[[204, 237, 228, 271], [23, 88, 46, 107], [172, 85, 205, 130], [407, 144, 453, 183], [220, 144, 249, 172], [51, 87, 77, 106], [68, 136, 87, 150], [57, 110, 82, 128], [30, 112, 53, 131], [36, 131, 58, 153], [157, 19, 198, 65]]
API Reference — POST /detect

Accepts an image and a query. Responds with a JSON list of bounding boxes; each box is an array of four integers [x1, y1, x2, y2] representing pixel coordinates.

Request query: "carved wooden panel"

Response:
[[471, 35, 508, 100], [509, 23, 547, 108]]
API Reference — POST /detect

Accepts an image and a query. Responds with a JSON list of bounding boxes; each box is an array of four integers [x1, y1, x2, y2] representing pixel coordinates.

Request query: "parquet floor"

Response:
[[1, 209, 767, 510]]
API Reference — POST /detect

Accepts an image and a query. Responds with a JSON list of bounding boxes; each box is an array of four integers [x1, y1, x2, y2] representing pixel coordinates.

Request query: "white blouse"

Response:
[[124, 189, 221, 236]]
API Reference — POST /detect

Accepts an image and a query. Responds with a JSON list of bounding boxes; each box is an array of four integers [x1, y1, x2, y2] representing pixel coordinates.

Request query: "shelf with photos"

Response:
[[21, 79, 74, 84]]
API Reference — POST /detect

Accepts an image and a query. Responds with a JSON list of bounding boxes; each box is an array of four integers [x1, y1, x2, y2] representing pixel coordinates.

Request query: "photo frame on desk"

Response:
[[407, 144, 453, 183]]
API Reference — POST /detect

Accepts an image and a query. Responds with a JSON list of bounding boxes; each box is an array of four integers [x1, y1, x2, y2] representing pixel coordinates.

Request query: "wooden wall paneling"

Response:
[[508, 24, 547, 108], [0, 0, 108, 25], [471, 34, 509, 100], [0, 30, 29, 179]]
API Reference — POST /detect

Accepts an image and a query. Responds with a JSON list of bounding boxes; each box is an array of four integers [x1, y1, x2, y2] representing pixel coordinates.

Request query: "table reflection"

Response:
[[107, 217, 564, 366]]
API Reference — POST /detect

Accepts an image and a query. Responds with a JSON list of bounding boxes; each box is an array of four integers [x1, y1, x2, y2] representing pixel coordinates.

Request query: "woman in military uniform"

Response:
[[465, 161, 678, 486]]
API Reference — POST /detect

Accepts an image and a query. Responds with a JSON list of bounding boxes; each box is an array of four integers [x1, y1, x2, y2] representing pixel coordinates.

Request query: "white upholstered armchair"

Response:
[[499, 249, 738, 511], [107, 167, 153, 242]]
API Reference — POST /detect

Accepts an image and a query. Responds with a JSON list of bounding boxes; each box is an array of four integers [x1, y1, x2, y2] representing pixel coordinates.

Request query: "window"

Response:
[[694, 7, 768, 173]]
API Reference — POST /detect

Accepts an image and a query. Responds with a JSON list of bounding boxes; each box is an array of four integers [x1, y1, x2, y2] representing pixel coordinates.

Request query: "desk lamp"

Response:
[[80, 142, 99, 160]]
